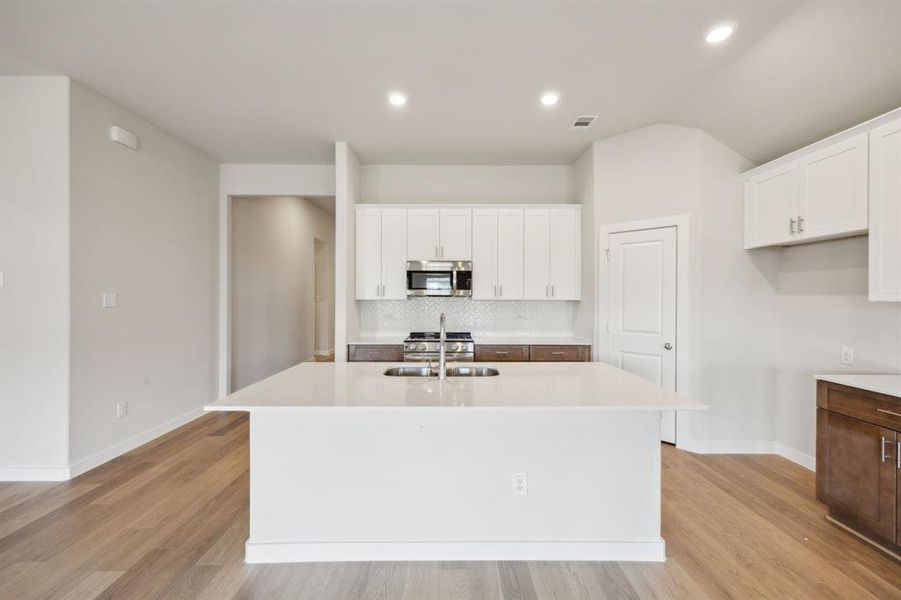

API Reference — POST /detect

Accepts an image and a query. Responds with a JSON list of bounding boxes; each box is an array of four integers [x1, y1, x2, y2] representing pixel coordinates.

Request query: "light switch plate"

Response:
[[102, 292, 119, 308], [840, 346, 854, 366]]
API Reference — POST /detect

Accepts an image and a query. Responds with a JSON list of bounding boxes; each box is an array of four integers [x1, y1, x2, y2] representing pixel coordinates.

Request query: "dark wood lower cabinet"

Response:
[[816, 381, 901, 552], [474, 344, 591, 362], [529, 345, 590, 362], [347, 344, 404, 362], [475, 345, 530, 362]]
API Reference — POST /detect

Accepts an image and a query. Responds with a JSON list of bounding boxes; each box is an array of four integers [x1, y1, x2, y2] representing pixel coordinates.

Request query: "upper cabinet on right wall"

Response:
[[742, 107, 901, 302], [744, 133, 868, 249], [869, 117, 901, 302]]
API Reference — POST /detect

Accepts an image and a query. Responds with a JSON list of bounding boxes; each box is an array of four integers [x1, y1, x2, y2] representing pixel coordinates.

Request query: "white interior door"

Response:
[[606, 226, 678, 443], [471, 209, 498, 299], [406, 209, 440, 260], [496, 209, 524, 299]]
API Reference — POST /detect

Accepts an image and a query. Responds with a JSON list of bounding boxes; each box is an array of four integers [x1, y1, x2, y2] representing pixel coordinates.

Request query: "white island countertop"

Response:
[[206, 361, 707, 412], [815, 374, 901, 398]]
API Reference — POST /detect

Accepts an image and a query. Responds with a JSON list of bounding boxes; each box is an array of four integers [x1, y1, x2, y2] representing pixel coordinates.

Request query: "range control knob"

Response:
[[419, 343, 428, 351], [453, 342, 462, 351]]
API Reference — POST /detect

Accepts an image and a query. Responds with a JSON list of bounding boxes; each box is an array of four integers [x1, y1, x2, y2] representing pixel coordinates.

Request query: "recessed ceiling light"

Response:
[[388, 92, 407, 107], [540, 92, 560, 107], [705, 23, 735, 44]]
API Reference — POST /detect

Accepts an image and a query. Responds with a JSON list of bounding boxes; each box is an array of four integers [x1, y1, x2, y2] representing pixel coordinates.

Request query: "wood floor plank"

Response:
[[1, 412, 899, 600]]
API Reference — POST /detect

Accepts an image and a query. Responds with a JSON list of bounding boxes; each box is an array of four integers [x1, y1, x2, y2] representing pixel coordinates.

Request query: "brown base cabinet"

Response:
[[816, 381, 901, 553], [347, 344, 404, 362], [474, 344, 591, 362]]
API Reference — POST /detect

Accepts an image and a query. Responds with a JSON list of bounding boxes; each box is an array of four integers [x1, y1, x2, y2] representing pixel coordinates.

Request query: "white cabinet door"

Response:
[[869, 118, 901, 302], [471, 209, 498, 299], [744, 162, 799, 249], [523, 209, 550, 299], [800, 132, 868, 240], [548, 209, 579, 299], [380, 209, 407, 300], [406, 209, 440, 260], [496, 209, 524, 299], [355, 208, 382, 300], [438, 209, 472, 260]]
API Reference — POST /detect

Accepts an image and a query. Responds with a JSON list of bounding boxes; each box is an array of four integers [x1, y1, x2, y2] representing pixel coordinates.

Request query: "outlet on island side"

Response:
[[511, 472, 527, 497], [117, 401, 128, 419]]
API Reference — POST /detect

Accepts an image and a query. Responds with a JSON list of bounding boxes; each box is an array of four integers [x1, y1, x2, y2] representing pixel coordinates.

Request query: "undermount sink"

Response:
[[383, 366, 499, 378]]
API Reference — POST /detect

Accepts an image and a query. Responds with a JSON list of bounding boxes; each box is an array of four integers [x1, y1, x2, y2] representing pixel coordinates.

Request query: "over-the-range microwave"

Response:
[[406, 260, 472, 297]]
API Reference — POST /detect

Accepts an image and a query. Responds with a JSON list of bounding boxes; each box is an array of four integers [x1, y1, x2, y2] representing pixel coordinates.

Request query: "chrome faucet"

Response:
[[438, 312, 447, 381]]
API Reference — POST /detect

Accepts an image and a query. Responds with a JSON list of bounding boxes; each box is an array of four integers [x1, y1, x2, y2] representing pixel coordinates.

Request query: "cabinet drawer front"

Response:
[[475, 345, 529, 362], [817, 381, 901, 431], [529, 345, 589, 362], [348, 345, 404, 362]]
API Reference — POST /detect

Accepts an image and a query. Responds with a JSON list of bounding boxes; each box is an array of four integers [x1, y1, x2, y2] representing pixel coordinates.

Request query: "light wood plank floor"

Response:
[[1, 412, 898, 599]]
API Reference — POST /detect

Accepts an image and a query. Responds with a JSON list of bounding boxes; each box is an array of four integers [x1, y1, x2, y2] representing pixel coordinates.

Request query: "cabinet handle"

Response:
[[377, 284, 381, 297], [551, 351, 565, 356], [495, 351, 509, 355], [798, 215, 805, 234], [499, 284, 503, 296], [551, 284, 555, 297], [789, 218, 796, 235], [441, 246, 444, 258], [897, 441, 900, 470], [877, 408, 901, 418], [435, 246, 439, 258], [381, 284, 385, 296], [881, 436, 890, 462], [545, 284, 549, 297]]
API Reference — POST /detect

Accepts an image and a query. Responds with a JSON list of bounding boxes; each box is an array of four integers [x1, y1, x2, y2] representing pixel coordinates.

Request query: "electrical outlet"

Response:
[[840, 346, 854, 366], [511, 472, 527, 497], [102, 292, 119, 308], [117, 401, 128, 419]]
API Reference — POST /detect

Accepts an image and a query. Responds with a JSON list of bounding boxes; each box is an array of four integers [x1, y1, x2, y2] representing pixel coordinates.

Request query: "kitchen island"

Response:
[[205, 361, 706, 563]]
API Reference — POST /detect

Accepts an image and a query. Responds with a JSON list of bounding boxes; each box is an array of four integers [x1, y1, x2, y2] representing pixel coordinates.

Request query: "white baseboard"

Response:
[[677, 438, 815, 472], [774, 443, 816, 471], [67, 406, 205, 479], [245, 539, 666, 564], [0, 465, 71, 482], [677, 439, 775, 454]]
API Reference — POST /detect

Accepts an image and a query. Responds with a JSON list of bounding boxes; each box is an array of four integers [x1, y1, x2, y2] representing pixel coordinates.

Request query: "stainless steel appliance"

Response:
[[403, 330, 474, 362], [406, 260, 472, 297]]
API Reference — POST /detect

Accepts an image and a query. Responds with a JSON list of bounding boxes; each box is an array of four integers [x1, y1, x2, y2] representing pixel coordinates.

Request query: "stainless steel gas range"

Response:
[[403, 331, 475, 362]]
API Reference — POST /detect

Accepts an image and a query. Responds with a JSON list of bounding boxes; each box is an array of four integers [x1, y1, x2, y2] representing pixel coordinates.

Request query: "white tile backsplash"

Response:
[[358, 298, 576, 336]]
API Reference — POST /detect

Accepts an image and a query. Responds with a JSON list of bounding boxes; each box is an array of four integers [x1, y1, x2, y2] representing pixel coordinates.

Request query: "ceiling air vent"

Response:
[[569, 115, 598, 131]]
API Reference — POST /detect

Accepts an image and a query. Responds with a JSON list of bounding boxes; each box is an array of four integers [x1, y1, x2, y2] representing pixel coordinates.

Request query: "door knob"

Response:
[[663, 343, 673, 350]]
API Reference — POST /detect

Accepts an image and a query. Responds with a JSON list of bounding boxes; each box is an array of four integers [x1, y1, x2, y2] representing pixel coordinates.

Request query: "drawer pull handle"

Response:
[[551, 351, 565, 356], [882, 436, 889, 462], [495, 351, 509, 355], [876, 408, 901, 418]]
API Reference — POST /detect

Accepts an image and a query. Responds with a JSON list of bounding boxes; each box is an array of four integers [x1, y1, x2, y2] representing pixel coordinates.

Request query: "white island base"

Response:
[[206, 362, 706, 564]]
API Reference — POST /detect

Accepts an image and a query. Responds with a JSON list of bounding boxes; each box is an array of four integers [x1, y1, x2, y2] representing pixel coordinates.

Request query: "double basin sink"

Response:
[[384, 366, 499, 378]]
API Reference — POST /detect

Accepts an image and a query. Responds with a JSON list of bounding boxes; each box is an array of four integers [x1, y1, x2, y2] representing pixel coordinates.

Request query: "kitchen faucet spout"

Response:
[[438, 313, 447, 381]]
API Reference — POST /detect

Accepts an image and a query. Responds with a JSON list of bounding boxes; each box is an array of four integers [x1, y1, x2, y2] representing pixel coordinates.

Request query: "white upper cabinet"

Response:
[[406, 209, 440, 260], [496, 209, 524, 299], [744, 129, 871, 250], [524, 208, 581, 300], [355, 207, 407, 300], [472, 209, 523, 299], [799, 132, 868, 240], [744, 162, 799, 249], [438, 209, 472, 260], [869, 117, 901, 302], [405, 208, 471, 260]]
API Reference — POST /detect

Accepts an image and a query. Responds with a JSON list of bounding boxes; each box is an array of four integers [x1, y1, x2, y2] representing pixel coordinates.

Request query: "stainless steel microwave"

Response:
[[406, 260, 472, 297]]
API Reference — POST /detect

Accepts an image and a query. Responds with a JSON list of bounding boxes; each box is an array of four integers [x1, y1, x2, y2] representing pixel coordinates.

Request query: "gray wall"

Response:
[[230, 196, 335, 390]]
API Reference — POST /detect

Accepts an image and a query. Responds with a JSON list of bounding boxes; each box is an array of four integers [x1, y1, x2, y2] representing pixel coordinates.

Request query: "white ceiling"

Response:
[[1, 1, 899, 166]]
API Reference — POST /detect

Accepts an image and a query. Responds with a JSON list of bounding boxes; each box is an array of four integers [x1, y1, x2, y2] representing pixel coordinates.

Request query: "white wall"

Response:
[[771, 237, 901, 463], [593, 124, 780, 450], [0, 76, 71, 479], [231, 196, 335, 390], [219, 163, 337, 393], [361, 165, 573, 204], [572, 146, 596, 347], [334, 142, 361, 362], [68, 81, 219, 472]]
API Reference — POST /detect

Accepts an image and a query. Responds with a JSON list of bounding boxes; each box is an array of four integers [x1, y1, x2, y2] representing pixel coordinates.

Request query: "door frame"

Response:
[[597, 214, 692, 439]]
